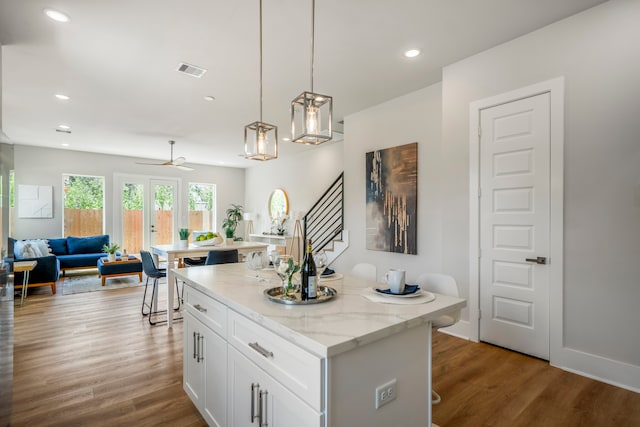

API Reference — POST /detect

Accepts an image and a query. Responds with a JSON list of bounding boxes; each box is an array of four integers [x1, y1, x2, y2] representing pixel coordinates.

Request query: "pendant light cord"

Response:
[[310, 0, 315, 93], [259, 0, 264, 122]]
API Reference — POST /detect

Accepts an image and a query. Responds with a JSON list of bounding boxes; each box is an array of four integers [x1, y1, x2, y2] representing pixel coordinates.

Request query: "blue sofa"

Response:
[[7, 235, 114, 294]]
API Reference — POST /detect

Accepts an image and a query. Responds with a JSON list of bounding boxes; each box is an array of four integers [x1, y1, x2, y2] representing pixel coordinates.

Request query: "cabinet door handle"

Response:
[[251, 383, 260, 423], [193, 304, 207, 313], [249, 342, 274, 358], [193, 332, 198, 359], [259, 390, 268, 427], [198, 335, 204, 363]]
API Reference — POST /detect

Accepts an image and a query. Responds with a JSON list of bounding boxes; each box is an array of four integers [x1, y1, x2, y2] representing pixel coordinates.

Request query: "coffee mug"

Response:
[[385, 269, 406, 294]]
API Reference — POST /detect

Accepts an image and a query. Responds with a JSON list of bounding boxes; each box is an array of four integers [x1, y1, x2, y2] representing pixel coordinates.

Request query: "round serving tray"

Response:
[[264, 285, 337, 305]]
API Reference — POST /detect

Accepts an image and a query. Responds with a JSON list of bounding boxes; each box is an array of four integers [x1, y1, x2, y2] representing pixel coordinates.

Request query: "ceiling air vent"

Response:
[[176, 62, 207, 78]]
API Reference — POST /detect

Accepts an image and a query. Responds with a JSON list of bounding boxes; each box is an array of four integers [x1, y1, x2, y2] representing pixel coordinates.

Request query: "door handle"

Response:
[[251, 383, 260, 423], [249, 342, 274, 358], [259, 390, 268, 427], [525, 256, 547, 264], [197, 335, 204, 363]]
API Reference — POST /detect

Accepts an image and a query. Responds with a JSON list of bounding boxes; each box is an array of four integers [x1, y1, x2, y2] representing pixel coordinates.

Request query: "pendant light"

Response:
[[291, 0, 332, 145], [244, 0, 278, 161]]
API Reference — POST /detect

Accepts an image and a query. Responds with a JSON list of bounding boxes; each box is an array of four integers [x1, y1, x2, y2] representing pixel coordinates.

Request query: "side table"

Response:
[[14, 260, 38, 306]]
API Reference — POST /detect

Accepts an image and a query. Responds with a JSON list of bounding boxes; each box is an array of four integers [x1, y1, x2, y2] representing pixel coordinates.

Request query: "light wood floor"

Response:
[[12, 284, 640, 426]]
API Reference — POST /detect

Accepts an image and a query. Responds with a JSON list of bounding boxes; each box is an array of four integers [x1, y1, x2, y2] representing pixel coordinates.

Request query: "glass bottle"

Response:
[[301, 239, 317, 300]]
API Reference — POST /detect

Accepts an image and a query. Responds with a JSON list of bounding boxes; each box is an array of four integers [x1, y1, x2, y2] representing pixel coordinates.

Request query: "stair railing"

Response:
[[303, 172, 344, 253]]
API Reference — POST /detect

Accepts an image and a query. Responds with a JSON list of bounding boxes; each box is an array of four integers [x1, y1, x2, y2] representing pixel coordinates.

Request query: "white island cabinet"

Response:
[[176, 263, 466, 427]]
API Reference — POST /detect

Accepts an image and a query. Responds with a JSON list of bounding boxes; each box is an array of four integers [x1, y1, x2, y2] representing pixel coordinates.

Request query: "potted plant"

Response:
[[178, 228, 190, 248], [222, 204, 244, 242], [102, 243, 120, 262]]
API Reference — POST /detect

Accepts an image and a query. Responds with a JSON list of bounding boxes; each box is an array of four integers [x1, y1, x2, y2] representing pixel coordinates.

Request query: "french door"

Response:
[[149, 178, 178, 247], [114, 174, 179, 254]]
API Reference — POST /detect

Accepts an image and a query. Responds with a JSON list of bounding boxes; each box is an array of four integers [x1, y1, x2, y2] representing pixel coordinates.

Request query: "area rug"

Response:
[[62, 271, 146, 295]]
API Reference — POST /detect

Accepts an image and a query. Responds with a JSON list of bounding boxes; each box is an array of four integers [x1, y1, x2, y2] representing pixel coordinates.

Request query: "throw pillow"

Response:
[[33, 239, 52, 257], [13, 240, 26, 260], [48, 238, 68, 255], [67, 235, 110, 255]]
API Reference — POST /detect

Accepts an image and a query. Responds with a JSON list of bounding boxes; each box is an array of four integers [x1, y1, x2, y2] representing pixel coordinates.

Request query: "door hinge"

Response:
[[478, 309, 482, 319], [478, 126, 482, 138]]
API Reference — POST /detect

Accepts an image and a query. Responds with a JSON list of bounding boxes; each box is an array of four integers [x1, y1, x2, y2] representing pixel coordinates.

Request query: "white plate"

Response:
[[374, 288, 424, 298]]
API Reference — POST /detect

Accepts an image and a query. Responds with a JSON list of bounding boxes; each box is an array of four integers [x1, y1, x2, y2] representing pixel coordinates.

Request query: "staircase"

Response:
[[303, 172, 348, 265]]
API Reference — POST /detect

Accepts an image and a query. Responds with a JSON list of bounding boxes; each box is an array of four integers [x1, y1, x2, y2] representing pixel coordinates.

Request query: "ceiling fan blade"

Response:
[[135, 140, 194, 170], [135, 161, 165, 166]]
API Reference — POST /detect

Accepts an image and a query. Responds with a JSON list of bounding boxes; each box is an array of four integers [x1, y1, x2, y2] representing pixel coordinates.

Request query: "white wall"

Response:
[[13, 145, 245, 241], [244, 142, 344, 236], [338, 84, 443, 281], [441, 0, 640, 384]]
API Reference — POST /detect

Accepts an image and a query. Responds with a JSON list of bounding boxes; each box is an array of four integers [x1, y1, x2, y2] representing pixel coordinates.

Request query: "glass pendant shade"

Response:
[[291, 91, 332, 145], [243, 0, 277, 161], [244, 121, 278, 161]]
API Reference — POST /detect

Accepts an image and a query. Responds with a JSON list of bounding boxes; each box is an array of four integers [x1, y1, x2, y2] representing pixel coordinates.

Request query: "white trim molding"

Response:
[[468, 76, 565, 358]]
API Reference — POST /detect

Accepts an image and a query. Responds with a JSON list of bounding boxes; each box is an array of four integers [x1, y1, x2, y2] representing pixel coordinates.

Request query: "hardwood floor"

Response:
[[431, 333, 640, 427], [12, 283, 206, 426], [11, 284, 640, 426]]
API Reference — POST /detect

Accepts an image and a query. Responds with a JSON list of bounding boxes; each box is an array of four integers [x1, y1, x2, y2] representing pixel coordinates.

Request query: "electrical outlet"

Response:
[[375, 378, 397, 409]]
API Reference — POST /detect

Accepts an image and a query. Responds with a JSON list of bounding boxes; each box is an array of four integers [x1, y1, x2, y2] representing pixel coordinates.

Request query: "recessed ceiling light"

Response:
[[55, 94, 70, 100], [61, 143, 70, 147], [404, 49, 421, 58], [58, 124, 70, 129], [282, 137, 291, 142], [204, 95, 215, 101], [44, 8, 70, 23]]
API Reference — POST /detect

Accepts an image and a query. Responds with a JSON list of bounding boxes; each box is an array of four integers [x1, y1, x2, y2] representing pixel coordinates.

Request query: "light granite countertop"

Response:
[[174, 263, 466, 358]]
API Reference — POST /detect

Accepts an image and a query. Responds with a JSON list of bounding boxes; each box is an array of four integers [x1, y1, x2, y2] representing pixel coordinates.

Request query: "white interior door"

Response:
[[479, 92, 551, 360]]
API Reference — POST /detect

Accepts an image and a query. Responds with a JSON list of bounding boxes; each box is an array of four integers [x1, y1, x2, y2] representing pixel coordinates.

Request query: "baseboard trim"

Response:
[[552, 347, 640, 394], [439, 320, 471, 340], [439, 321, 640, 393]]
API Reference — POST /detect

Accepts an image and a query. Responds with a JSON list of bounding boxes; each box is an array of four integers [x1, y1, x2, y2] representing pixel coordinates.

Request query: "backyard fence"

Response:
[[64, 209, 208, 254]]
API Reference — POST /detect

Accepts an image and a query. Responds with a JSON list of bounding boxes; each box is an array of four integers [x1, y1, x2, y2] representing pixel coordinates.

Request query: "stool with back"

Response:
[[415, 272, 461, 405], [140, 250, 181, 325]]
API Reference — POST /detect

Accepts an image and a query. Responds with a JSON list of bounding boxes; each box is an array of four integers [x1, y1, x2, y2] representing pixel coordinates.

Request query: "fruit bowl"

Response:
[[192, 236, 224, 247]]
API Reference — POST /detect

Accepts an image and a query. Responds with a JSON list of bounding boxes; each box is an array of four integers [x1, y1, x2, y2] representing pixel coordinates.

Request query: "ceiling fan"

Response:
[[136, 140, 194, 171]]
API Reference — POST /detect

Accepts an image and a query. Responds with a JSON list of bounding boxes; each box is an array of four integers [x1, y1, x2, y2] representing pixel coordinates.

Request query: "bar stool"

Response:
[[140, 250, 181, 325]]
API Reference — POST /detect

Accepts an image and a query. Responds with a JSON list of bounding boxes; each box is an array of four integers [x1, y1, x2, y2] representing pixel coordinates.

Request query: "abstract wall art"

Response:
[[18, 185, 53, 218], [365, 142, 417, 254]]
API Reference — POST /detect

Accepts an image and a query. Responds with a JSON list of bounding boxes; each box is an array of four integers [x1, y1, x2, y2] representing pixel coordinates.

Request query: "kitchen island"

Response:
[[174, 263, 466, 427]]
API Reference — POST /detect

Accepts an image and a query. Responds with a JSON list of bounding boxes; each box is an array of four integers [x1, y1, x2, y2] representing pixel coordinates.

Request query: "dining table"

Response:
[[150, 241, 268, 328]]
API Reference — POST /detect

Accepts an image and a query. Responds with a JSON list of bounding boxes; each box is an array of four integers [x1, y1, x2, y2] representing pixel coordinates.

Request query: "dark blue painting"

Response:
[[365, 142, 417, 254]]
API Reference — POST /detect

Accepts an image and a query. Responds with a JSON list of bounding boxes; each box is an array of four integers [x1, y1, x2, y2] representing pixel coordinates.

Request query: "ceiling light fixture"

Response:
[[44, 8, 70, 23], [244, 0, 278, 161], [204, 95, 215, 101], [55, 94, 70, 100], [404, 49, 421, 58], [58, 124, 70, 129], [291, 0, 332, 145]]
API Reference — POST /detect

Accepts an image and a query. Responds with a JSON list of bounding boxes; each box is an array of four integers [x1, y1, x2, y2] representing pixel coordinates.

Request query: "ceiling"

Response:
[[0, 0, 606, 168]]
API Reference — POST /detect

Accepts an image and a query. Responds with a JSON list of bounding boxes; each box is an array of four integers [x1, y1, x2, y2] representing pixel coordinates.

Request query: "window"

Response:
[[63, 174, 105, 237], [188, 183, 216, 239]]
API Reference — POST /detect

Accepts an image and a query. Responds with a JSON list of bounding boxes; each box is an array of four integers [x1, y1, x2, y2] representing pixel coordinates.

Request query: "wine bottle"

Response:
[[301, 239, 317, 300]]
